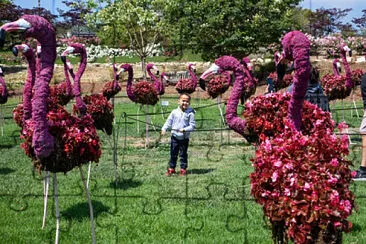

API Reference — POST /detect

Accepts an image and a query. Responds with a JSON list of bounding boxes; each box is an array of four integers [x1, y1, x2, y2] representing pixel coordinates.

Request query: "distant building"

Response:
[[71, 25, 96, 38]]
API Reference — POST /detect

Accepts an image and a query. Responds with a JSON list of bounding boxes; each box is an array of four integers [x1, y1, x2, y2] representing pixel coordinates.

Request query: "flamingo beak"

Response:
[[60, 55, 67, 63], [247, 62, 253, 71], [61, 46, 75, 56], [12, 46, 18, 56], [199, 63, 220, 90], [37, 45, 41, 58], [66, 60, 73, 70], [0, 67, 3, 77], [0, 19, 31, 47]]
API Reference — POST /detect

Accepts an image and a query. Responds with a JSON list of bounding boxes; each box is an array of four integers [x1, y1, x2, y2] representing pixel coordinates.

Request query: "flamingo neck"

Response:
[[340, 51, 353, 89], [287, 42, 311, 131], [126, 68, 136, 102], [0, 76, 7, 98], [23, 52, 36, 121], [63, 62, 72, 96], [333, 59, 340, 77], [148, 67, 160, 92], [226, 65, 248, 137], [188, 66, 197, 88], [113, 63, 119, 90], [73, 50, 87, 114]]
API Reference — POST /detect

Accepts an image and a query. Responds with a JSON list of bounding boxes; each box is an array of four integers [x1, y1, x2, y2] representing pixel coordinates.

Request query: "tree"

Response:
[[352, 9, 366, 35], [86, 0, 162, 76], [58, 0, 93, 35], [156, 0, 303, 61], [0, 2, 22, 24], [308, 8, 352, 37]]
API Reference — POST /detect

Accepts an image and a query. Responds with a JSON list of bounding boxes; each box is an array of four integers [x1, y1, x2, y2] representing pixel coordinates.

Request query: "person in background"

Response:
[[161, 93, 196, 176], [354, 73, 366, 180], [287, 65, 329, 112]]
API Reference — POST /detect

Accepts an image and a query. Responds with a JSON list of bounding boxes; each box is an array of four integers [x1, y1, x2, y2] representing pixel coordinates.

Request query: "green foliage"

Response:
[[156, 0, 302, 61]]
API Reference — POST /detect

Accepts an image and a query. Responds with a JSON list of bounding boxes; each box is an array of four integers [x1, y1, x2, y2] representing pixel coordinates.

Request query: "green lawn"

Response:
[[0, 94, 365, 243]]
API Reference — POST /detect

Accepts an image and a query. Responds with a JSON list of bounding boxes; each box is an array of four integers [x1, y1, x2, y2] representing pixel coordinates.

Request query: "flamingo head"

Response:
[[161, 72, 169, 83], [147, 63, 159, 75], [118, 64, 132, 75], [340, 44, 352, 57], [241, 57, 252, 71], [12, 43, 33, 59], [61, 43, 85, 58], [0, 18, 31, 47], [199, 56, 240, 90], [188, 63, 196, 72]]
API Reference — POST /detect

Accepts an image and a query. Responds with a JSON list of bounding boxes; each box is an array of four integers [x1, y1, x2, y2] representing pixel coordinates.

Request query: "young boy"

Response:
[[161, 93, 196, 176]]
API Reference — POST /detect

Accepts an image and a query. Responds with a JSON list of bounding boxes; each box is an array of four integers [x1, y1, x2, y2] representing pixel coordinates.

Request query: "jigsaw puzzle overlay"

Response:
[[0, 90, 365, 243]]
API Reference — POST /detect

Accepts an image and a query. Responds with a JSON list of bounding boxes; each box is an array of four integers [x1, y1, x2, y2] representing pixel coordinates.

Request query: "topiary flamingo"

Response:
[[62, 43, 115, 136], [240, 56, 258, 103], [0, 67, 8, 104], [175, 63, 197, 94], [102, 63, 122, 100], [118, 63, 159, 145], [0, 15, 100, 243], [201, 31, 354, 243], [147, 63, 165, 96], [12, 44, 74, 127]]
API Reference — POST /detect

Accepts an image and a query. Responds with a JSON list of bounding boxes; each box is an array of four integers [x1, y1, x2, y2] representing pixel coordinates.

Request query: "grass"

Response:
[[0, 93, 365, 243]]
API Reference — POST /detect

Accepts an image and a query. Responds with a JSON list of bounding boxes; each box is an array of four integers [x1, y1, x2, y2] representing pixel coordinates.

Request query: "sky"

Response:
[[300, 0, 365, 23], [12, 0, 66, 14], [12, 0, 365, 23]]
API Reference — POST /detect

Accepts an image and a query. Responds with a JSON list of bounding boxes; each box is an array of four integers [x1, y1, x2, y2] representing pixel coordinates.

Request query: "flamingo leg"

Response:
[[87, 162, 92, 189], [53, 173, 60, 244], [0, 104, 3, 136], [79, 166, 96, 244], [217, 95, 225, 125], [42, 171, 50, 229], [145, 105, 149, 148]]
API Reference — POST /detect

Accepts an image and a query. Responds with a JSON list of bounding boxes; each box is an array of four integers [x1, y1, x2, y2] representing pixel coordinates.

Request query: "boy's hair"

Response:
[[179, 93, 191, 101]]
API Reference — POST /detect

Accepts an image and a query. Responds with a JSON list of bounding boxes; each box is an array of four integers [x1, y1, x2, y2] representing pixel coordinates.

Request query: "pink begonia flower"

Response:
[[284, 188, 291, 196], [274, 160, 282, 168], [272, 171, 279, 182], [330, 158, 339, 167], [337, 122, 348, 132], [334, 222, 342, 228], [304, 182, 311, 191], [340, 200, 352, 214], [328, 176, 338, 185]]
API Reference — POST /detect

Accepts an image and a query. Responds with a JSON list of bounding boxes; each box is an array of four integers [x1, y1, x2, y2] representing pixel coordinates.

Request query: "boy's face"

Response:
[[178, 95, 190, 111]]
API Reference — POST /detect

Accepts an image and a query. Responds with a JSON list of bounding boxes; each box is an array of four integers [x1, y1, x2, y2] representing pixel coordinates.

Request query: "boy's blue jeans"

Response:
[[169, 136, 189, 170]]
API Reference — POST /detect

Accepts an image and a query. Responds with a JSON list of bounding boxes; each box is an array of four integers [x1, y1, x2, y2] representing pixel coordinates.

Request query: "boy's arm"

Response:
[[161, 111, 174, 134], [182, 111, 196, 132]]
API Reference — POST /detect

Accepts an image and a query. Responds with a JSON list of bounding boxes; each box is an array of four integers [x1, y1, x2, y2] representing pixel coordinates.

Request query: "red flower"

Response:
[[206, 74, 230, 98], [102, 80, 121, 100], [20, 105, 102, 173], [250, 120, 355, 243], [321, 74, 351, 101], [73, 93, 114, 135], [132, 81, 159, 105], [242, 93, 334, 143], [267, 72, 293, 90]]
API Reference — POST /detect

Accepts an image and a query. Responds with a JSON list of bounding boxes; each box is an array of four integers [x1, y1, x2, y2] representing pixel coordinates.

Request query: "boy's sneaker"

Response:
[[165, 168, 176, 176], [353, 170, 366, 181], [179, 169, 187, 176]]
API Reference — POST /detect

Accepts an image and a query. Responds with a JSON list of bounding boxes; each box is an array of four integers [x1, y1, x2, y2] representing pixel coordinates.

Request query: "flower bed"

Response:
[[206, 74, 230, 98]]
